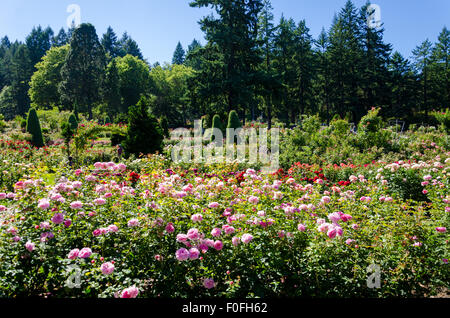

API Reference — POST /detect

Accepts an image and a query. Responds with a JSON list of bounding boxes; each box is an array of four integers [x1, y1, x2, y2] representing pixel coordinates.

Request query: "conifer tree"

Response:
[[26, 108, 44, 147]]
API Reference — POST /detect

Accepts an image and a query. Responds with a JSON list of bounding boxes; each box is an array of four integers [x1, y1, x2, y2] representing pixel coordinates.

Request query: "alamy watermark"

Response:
[[171, 120, 279, 173], [65, 264, 82, 289], [366, 264, 381, 289], [367, 4, 381, 29], [67, 4, 81, 28]]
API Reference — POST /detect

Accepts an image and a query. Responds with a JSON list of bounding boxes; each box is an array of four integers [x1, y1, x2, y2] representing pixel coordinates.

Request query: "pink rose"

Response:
[[189, 248, 200, 260], [121, 286, 139, 298], [79, 247, 92, 259], [187, 228, 199, 240], [297, 224, 306, 232], [211, 228, 222, 237], [100, 262, 115, 275], [203, 278, 215, 289], [241, 234, 253, 244], [191, 214, 203, 223], [436, 227, 447, 233], [176, 248, 190, 261], [208, 202, 219, 208], [165, 223, 175, 233], [51, 213, 64, 224], [127, 218, 139, 227], [70, 201, 83, 209], [38, 198, 50, 210], [213, 240, 223, 251], [25, 241, 35, 252], [232, 236, 240, 246], [68, 248, 80, 259]]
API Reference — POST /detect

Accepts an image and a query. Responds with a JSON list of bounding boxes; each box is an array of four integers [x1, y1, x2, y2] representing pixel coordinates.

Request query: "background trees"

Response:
[[0, 0, 448, 127], [59, 23, 106, 118]]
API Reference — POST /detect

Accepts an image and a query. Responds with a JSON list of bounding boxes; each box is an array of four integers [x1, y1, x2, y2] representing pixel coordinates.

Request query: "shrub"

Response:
[[211, 114, 224, 142], [68, 113, 78, 131], [26, 108, 44, 148], [227, 110, 241, 130], [122, 97, 164, 157]]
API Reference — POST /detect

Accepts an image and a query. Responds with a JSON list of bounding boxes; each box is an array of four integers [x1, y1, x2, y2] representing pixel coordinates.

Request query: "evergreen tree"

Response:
[[185, 39, 202, 70], [26, 26, 54, 69], [52, 28, 69, 47], [172, 42, 186, 65], [327, 1, 364, 121], [26, 108, 44, 147], [314, 28, 331, 123], [388, 51, 417, 119], [68, 113, 78, 130], [412, 39, 433, 117], [11, 44, 34, 116], [190, 0, 264, 120], [273, 16, 299, 123], [118, 32, 144, 60], [102, 26, 119, 60], [102, 58, 122, 115], [122, 96, 164, 156], [227, 110, 241, 129], [257, 0, 277, 128], [59, 23, 106, 119], [431, 27, 449, 109], [211, 114, 224, 142]]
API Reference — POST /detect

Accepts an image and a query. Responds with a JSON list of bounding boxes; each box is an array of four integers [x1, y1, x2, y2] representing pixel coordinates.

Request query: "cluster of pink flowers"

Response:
[[67, 247, 92, 259], [93, 224, 119, 237], [94, 162, 127, 171], [176, 228, 225, 261]]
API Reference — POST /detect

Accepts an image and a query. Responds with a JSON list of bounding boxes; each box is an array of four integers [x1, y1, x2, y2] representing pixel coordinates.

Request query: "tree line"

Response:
[[0, 0, 448, 128]]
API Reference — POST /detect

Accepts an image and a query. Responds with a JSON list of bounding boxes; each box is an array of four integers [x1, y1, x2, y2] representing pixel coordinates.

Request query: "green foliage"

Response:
[[384, 168, 429, 202], [172, 41, 185, 65], [25, 108, 44, 147], [159, 115, 169, 138], [227, 110, 241, 130], [122, 96, 164, 157], [28, 44, 69, 109], [68, 113, 78, 131], [114, 54, 150, 113], [59, 23, 106, 118], [211, 114, 224, 142]]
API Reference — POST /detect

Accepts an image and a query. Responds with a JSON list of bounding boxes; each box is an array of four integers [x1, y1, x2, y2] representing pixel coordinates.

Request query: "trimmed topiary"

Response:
[[68, 113, 78, 131], [122, 96, 164, 157], [26, 108, 44, 148], [211, 114, 224, 142], [227, 110, 241, 130]]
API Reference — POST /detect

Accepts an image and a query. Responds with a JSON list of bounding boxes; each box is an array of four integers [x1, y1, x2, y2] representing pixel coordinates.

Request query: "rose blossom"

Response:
[[203, 278, 215, 289], [79, 247, 92, 258], [211, 228, 222, 237], [191, 214, 203, 223], [213, 240, 223, 251], [189, 248, 200, 260], [100, 262, 115, 275], [176, 248, 190, 261], [51, 213, 64, 224], [25, 241, 35, 252], [120, 286, 139, 298], [70, 201, 83, 209], [68, 248, 80, 259], [241, 234, 253, 244]]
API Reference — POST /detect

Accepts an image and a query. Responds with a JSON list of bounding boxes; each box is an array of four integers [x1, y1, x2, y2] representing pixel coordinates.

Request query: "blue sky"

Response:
[[0, 0, 448, 64]]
